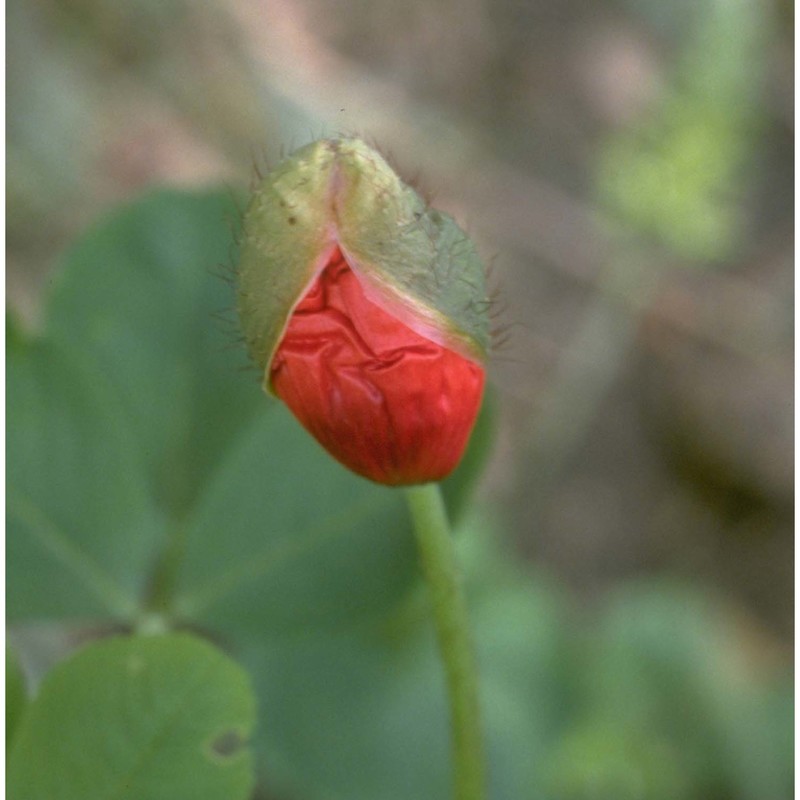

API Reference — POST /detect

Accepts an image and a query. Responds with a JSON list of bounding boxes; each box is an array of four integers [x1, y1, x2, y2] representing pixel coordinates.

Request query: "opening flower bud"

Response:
[[270, 247, 484, 484], [237, 138, 490, 486]]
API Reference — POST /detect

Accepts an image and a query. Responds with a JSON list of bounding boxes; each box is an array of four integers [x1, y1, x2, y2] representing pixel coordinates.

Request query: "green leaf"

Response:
[[6, 645, 28, 750], [7, 633, 256, 800], [46, 189, 264, 519], [174, 402, 418, 635], [7, 339, 160, 621]]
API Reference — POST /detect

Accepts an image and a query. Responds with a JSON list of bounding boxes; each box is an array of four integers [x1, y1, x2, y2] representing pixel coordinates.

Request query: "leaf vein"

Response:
[[7, 487, 137, 618], [102, 657, 217, 800], [179, 493, 390, 616]]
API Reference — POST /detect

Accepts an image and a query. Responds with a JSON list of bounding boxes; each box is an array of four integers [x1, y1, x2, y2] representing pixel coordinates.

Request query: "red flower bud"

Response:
[[270, 248, 485, 485], [237, 138, 490, 486]]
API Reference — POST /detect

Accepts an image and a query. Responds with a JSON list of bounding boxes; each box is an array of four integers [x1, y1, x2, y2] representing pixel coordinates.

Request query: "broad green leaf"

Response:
[[174, 402, 418, 634], [46, 189, 264, 519], [6, 645, 28, 750], [7, 633, 256, 800], [7, 339, 160, 621]]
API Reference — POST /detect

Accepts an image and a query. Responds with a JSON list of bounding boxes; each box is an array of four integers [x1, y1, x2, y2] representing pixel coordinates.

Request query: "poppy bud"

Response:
[[237, 138, 489, 485]]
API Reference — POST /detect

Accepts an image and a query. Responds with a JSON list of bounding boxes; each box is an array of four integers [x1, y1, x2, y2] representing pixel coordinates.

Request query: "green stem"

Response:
[[405, 483, 486, 800]]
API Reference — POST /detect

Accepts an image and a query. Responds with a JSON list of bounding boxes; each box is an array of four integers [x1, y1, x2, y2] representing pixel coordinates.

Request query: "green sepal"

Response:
[[237, 138, 490, 387], [237, 142, 337, 377]]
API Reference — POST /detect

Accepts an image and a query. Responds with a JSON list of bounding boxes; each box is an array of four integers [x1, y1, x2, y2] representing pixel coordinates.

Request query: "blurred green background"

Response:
[[7, 0, 793, 798]]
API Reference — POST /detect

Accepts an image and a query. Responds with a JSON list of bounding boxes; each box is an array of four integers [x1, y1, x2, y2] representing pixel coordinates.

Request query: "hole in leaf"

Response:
[[206, 728, 245, 762]]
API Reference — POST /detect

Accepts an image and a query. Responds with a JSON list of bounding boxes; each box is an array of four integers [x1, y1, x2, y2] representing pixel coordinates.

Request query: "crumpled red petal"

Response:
[[270, 248, 485, 485]]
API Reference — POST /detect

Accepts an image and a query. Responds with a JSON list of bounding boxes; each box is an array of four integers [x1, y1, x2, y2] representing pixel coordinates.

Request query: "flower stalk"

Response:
[[405, 483, 486, 800]]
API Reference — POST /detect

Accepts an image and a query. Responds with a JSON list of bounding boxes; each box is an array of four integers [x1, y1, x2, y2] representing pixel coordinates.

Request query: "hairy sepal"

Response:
[[238, 138, 490, 389]]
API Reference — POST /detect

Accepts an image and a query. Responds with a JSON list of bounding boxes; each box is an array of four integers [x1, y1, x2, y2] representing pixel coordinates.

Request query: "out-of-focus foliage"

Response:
[[545, 584, 792, 800], [597, 0, 768, 261]]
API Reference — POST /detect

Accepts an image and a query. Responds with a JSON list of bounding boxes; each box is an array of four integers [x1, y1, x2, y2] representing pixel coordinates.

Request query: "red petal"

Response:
[[270, 249, 485, 485]]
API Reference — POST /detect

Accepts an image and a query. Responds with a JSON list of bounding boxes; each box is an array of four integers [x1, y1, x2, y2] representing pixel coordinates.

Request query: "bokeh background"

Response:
[[8, 0, 794, 797]]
